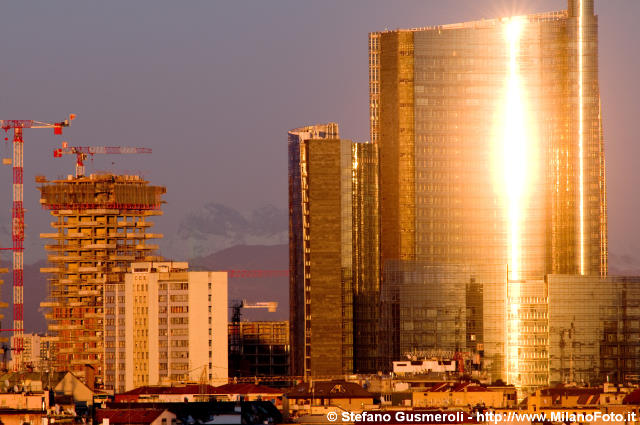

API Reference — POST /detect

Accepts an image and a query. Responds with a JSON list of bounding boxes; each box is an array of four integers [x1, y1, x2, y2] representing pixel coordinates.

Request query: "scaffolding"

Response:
[[38, 174, 165, 384]]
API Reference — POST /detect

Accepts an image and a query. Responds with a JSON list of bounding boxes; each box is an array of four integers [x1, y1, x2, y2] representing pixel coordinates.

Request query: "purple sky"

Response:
[[0, 0, 639, 263]]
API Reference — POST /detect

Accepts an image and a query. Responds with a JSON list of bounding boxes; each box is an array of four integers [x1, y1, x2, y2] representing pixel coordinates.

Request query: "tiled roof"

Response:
[[623, 389, 640, 404], [0, 371, 66, 390], [425, 382, 496, 393], [576, 393, 600, 405], [119, 383, 282, 397], [540, 387, 601, 398], [120, 384, 218, 395], [96, 409, 167, 424], [210, 383, 283, 395], [287, 380, 374, 399]]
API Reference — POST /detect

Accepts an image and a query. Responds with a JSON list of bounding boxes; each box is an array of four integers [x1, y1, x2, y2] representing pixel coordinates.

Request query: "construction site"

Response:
[[37, 173, 165, 383]]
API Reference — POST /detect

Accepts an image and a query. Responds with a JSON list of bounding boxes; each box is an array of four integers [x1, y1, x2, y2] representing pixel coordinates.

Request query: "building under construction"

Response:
[[228, 321, 289, 378], [38, 173, 165, 384]]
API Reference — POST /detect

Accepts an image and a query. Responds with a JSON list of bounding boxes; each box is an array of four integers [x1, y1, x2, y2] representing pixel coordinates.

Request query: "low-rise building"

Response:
[[411, 382, 516, 409], [286, 380, 377, 414], [0, 392, 49, 411], [0, 410, 47, 425], [10, 333, 46, 371], [99, 401, 281, 424], [393, 359, 457, 375], [96, 408, 177, 425], [525, 384, 636, 412], [211, 383, 285, 409], [114, 384, 218, 403]]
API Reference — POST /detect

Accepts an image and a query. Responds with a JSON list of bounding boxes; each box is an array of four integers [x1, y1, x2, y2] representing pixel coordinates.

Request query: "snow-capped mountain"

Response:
[[161, 202, 287, 260]]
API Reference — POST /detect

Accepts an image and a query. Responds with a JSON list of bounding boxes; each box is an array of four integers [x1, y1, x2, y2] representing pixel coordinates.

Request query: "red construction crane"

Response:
[[53, 143, 152, 177], [0, 115, 74, 370]]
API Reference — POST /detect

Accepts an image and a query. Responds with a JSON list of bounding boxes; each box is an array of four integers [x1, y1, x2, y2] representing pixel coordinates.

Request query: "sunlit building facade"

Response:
[[352, 142, 381, 373], [370, 0, 608, 392], [104, 261, 228, 392], [380, 264, 504, 365], [288, 124, 380, 377], [370, 0, 606, 279], [38, 174, 165, 384], [504, 275, 640, 395], [288, 123, 352, 378], [547, 275, 640, 387]]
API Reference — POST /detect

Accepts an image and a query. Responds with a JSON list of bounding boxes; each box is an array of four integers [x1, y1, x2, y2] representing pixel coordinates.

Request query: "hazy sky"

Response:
[[0, 0, 639, 261]]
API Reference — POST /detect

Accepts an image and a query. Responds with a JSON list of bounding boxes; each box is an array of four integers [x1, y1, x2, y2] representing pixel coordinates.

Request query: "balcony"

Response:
[[83, 243, 116, 249], [136, 244, 158, 250], [40, 267, 61, 273]]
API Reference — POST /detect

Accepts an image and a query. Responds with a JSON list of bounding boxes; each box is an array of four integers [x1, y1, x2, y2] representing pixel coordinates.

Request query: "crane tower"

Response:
[[0, 116, 74, 370]]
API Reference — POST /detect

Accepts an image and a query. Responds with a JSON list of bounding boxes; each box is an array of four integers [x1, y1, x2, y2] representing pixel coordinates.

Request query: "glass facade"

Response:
[[506, 279, 549, 396], [370, 0, 607, 280], [379, 263, 507, 378], [547, 275, 640, 386], [369, 0, 608, 394], [288, 124, 380, 377], [288, 0, 614, 393], [352, 143, 380, 373]]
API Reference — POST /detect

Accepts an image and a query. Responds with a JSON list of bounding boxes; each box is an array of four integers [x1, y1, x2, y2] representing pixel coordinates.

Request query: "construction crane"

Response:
[[236, 300, 278, 315], [0, 116, 74, 370], [53, 143, 152, 177]]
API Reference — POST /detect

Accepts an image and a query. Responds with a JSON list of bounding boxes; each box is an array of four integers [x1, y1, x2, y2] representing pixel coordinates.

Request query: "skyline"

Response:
[[0, 0, 638, 406], [0, 1, 639, 271]]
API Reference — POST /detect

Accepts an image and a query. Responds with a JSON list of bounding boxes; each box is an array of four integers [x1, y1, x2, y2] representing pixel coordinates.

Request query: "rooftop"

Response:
[[287, 380, 375, 399]]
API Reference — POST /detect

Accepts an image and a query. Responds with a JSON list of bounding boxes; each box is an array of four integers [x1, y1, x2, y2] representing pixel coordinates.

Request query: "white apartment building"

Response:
[[11, 333, 52, 371], [104, 262, 227, 392]]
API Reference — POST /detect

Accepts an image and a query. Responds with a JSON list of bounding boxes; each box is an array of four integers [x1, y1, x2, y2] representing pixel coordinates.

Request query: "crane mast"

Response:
[[0, 116, 74, 370]]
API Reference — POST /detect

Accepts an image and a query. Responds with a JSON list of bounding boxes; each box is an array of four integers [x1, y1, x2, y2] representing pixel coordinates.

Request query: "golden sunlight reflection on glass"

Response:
[[504, 17, 527, 282], [503, 16, 526, 387]]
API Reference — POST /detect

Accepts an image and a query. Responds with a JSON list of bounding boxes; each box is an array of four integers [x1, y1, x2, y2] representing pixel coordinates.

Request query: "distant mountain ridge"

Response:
[[162, 202, 287, 260]]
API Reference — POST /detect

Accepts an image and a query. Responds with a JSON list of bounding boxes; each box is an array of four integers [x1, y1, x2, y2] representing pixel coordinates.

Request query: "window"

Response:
[[170, 306, 188, 313], [170, 282, 188, 290]]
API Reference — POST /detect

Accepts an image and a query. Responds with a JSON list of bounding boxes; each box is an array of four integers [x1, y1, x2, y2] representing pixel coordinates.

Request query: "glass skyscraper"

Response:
[[288, 0, 622, 393], [288, 124, 380, 377], [370, 0, 606, 280], [369, 0, 611, 393]]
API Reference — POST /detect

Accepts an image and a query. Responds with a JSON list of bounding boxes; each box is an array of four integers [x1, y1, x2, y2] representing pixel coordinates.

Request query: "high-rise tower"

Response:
[[288, 124, 380, 377], [370, 0, 606, 280], [38, 173, 165, 384], [288, 123, 352, 378]]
